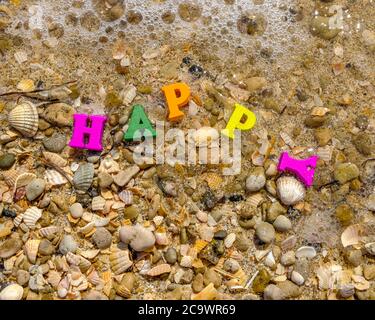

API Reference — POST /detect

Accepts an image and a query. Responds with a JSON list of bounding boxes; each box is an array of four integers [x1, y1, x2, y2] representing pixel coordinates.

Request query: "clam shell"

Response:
[[45, 169, 68, 186], [2, 168, 22, 187], [116, 284, 131, 298], [224, 233, 236, 248], [23, 207, 42, 229], [8, 102, 39, 137], [191, 283, 218, 300], [47, 270, 61, 289], [341, 224, 365, 248], [92, 196, 105, 211], [39, 226, 60, 238], [42, 151, 67, 167], [17, 79, 35, 92], [247, 193, 264, 207], [276, 176, 306, 205], [66, 252, 81, 265], [147, 263, 171, 277], [73, 163, 94, 192], [317, 146, 333, 163], [118, 190, 133, 205], [0, 284, 24, 300], [24, 239, 40, 263], [295, 246, 317, 259], [110, 249, 132, 275]]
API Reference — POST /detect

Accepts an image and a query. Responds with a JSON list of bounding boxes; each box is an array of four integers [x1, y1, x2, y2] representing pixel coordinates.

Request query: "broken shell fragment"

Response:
[[23, 207, 42, 229]]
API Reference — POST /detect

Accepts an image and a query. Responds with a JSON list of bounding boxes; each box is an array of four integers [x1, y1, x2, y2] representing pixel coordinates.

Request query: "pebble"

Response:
[[43, 103, 74, 127], [123, 205, 139, 220], [119, 225, 155, 252], [59, 235, 77, 254], [164, 247, 177, 264], [203, 268, 222, 288], [245, 77, 267, 92], [273, 215, 292, 232], [192, 273, 204, 293], [314, 128, 332, 146], [335, 204, 354, 226], [92, 227, 112, 249], [310, 16, 341, 40], [280, 251, 296, 266], [38, 239, 55, 256], [264, 284, 284, 300], [0, 238, 23, 258], [0, 153, 16, 169], [246, 167, 266, 192], [42, 133, 66, 153], [223, 258, 240, 273], [339, 284, 355, 299], [334, 163, 359, 184], [267, 201, 287, 223], [367, 194, 375, 212], [252, 269, 271, 293], [277, 280, 301, 298], [25, 178, 46, 201], [362, 29, 375, 52], [346, 249, 363, 267], [69, 203, 83, 219], [114, 165, 140, 187], [98, 172, 113, 188], [353, 133, 374, 156], [214, 230, 227, 239], [16, 270, 30, 286], [290, 271, 304, 286], [255, 222, 275, 243], [363, 264, 375, 280], [234, 233, 250, 251]]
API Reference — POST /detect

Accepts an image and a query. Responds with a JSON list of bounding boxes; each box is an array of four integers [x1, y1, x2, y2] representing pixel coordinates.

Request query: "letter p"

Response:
[[68, 114, 107, 151]]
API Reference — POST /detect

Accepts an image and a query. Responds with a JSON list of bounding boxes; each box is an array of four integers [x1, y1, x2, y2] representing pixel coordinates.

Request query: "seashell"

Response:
[[24, 239, 40, 264], [251, 150, 265, 166], [98, 157, 120, 174], [317, 146, 333, 163], [147, 263, 171, 277], [0, 284, 24, 300], [191, 283, 218, 300], [110, 249, 133, 275], [45, 169, 68, 186], [291, 271, 305, 286], [8, 101, 39, 137], [247, 193, 264, 207], [78, 222, 95, 236], [47, 270, 61, 288], [23, 207, 42, 229], [17, 79, 35, 92], [155, 232, 169, 246], [311, 107, 330, 116], [87, 269, 102, 286], [295, 246, 317, 259], [116, 284, 131, 298], [341, 224, 365, 248], [78, 249, 100, 260], [352, 275, 370, 291], [276, 176, 306, 206], [91, 196, 106, 211], [193, 239, 208, 253], [78, 256, 91, 272], [73, 163, 94, 192], [224, 233, 236, 248], [264, 251, 276, 268], [13, 172, 36, 193], [42, 151, 67, 167], [204, 173, 223, 190], [280, 132, 295, 148], [121, 85, 137, 106], [92, 215, 110, 228], [153, 215, 164, 227], [13, 214, 24, 228], [118, 190, 133, 205], [365, 242, 375, 256], [66, 252, 81, 266], [39, 226, 60, 238], [2, 168, 22, 187], [14, 50, 28, 64]]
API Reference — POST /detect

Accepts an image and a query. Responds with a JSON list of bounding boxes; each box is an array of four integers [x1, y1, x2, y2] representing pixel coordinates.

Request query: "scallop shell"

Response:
[[317, 146, 333, 163], [13, 172, 36, 193], [276, 176, 306, 206], [66, 252, 81, 266], [147, 263, 171, 277], [118, 190, 133, 205], [23, 207, 42, 229], [91, 196, 105, 211], [0, 284, 24, 300], [295, 246, 317, 259], [13, 214, 24, 228], [8, 101, 39, 137], [17, 79, 35, 92], [116, 284, 131, 298], [87, 269, 102, 286], [191, 283, 218, 300], [2, 169, 22, 187], [73, 163, 94, 192], [341, 224, 365, 248], [42, 151, 67, 167], [24, 239, 40, 264], [45, 169, 68, 186], [109, 249, 133, 275], [39, 226, 60, 238], [224, 233, 236, 248], [247, 193, 264, 207]]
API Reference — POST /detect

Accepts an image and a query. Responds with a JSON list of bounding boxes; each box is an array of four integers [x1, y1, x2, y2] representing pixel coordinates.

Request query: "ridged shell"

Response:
[[204, 173, 223, 190], [87, 269, 102, 286], [23, 207, 42, 229], [91, 196, 105, 211], [110, 249, 132, 275], [17, 79, 35, 92], [78, 222, 95, 236], [118, 190, 133, 205], [24, 239, 40, 264], [317, 146, 333, 163], [8, 102, 39, 137], [224, 233, 236, 248], [47, 270, 61, 288], [147, 263, 171, 277], [13, 214, 24, 228], [13, 173, 36, 193], [116, 285, 131, 298], [2, 169, 21, 187], [280, 132, 295, 148], [0, 284, 24, 300], [44, 169, 68, 186], [73, 163, 94, 192], [191, 283, 218, 300], [341, 224, 365, 248], [247, 193, 264, 207], [66, 252, 81, 265], [42, 151, 67, 167], [78, 249, 100, 260], [276, 176, 306, 205], [39, 226, 60, 238]]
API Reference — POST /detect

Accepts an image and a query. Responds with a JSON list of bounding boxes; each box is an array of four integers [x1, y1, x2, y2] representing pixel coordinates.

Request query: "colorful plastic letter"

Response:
[[222, 103, 256, 139], [277, 152, 318, 187], [68, 114, 107, 151], [124, 104, 157, 141], [162, 82, 191, 121]]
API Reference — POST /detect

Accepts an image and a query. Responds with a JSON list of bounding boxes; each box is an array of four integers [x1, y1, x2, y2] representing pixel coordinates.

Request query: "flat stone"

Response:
[[42, 133, 66, 153], [26, 178, 46, 201], [113, 165, 140, 187], [0, 153, 16, 170]]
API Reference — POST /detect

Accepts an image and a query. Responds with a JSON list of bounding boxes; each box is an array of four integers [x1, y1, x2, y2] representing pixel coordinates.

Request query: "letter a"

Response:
[[222, 103, 256, 139], [162, 82, 191, 121], [68, 114, 107, 151], [124, 104, 157, 141]]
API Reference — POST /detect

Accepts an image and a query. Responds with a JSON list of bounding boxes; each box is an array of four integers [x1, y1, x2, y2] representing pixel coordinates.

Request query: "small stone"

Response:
[[0, 238, 23, 258], [346, 249, 363, 267], [273, 215, 292, 232], [314, 128, 332, 146], [339, 284, 355, 298], [355, 115, 369, 130], [43, 103, 74, 127], [363, 264, 375, 280], [214, 230, 227, 239], [234, 233, 250, 251], [334, 163, 360, 184], [223, 258, 240, 273], [0, 153, 16, 169], [290, 271, 304, 286], [192, 273, 204, 293], [264, 284, 284, 300], [25, 178, 45, 201], [246, 167, 266, 192], [69, 203, 83, 219], [164, 248, 177, 264], [252, 269, 271, 294], [113, 165, 140, 187], [255, 222, 275, 243], [123, 205, 139, 220], [304, 115, 326, 128], [267, 201, 287, 222], [310, 16, 341, 40], [42, 133, 66, 153], [98, 172, 113, 188], [335, 204, 354, 226], [119, 225, 155, 252], [367, 194, 375, 212], [277, 280, 301, 298], [362, 29, 375, 52], [16, 270, 30, 286], [280, 251, 296, 266], [59, 235, 77, 254], [353, 133, 373, 156], [203, 268, 222, 288], [38, 239, 55, 256], [92, 227, 112, 249]]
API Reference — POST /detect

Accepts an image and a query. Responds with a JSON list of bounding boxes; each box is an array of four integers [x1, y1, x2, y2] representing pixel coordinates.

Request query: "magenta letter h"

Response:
[[69, 114, 107, 151]]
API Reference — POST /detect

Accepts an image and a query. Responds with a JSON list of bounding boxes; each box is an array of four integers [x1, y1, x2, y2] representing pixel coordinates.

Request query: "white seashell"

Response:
[[8, 102, 39, 137], [264, 251, 276, 268], [24, 239, 40, 264], [247, 193, 264, 207], [42, 151, 67, 167], [109, 249, 133, 275], [73, 163, 94, 192], [224, 233, 236, 248], [45, 169, 68, 186], [2, 168, 22, 187], [341, 224, 364, 248], [295, 246, 317, 259], [118, 190, 133, 205], [92, 215, 110, 227], [147, 264, 171, 277], [0, 284, 24, 300], [280, 132, 295, 148], [39, 226, 60, 238], [317, 146, 333, 163], [121, 85, 137, 106], [291, 271, 305, 286], [155, 232, 169, 246], [66, 252, 81, 266], [78, 221, 95, 235], [13, 214, 24, 228], [87, 269, 102, 286], [276, 176, 306, 205], [14, 173, 37, 192], [91, 196, 106, 211], [180, 256, 193, 268], [14, 51, 28, 64], [23, 207, 42, 229]]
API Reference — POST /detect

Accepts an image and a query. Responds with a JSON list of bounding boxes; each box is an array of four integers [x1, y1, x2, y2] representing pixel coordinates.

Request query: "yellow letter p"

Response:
[[222, 103, 256, 139]]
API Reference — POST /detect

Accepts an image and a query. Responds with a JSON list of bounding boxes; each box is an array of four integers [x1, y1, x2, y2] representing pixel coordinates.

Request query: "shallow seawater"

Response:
[[0, 0, 374, 300]]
